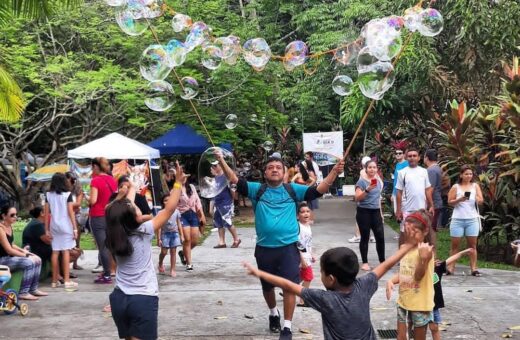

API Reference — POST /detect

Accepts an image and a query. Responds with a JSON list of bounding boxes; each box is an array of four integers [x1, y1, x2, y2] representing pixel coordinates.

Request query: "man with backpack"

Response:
[[215, 150, 344, 340]]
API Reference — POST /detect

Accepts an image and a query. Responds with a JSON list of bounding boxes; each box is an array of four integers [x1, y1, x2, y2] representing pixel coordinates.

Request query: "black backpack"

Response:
[[255, 183, 299, 212]]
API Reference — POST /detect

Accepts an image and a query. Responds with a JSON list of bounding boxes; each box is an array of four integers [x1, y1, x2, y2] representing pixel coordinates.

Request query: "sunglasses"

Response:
[[9, 213, 17, 218], [395, 152, 403, 155]]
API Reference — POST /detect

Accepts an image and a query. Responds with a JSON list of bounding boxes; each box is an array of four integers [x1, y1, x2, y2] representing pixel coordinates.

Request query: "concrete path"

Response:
[[2, 198, 519, 339]]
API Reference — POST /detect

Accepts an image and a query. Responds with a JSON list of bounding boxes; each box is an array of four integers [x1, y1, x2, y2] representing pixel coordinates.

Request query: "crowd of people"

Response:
[[0, 146, 499, 340]]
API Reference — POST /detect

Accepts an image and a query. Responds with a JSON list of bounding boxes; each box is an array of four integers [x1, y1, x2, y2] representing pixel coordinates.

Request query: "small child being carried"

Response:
[[156, 194, 184, 277]]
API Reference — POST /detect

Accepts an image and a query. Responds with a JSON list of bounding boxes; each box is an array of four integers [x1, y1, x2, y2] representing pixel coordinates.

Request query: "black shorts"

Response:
[[109, 288, 159, 340], [254, 243, 301, 292]]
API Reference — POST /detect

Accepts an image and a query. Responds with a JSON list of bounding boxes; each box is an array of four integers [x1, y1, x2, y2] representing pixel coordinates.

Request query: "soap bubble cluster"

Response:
[[106, 2, 443, 107]]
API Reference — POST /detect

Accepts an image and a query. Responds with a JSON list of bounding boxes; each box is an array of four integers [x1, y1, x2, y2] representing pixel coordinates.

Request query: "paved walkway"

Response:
[[2, 198, 519, 339]]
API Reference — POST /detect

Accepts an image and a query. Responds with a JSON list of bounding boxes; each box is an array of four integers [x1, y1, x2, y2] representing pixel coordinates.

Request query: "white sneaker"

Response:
[[91, 265, 103, 273], [370, 236, 376, 243], [348, 236, 360, 243], [64, 281, 79, 292]]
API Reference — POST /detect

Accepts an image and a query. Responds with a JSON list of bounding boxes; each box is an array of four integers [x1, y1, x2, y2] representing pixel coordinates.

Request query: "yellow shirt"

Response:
[[397, 248, 434, 311]]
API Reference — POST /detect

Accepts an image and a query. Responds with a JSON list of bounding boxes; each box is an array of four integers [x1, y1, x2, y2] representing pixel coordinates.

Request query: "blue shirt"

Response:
[[392, 160, 409, 196], [214, 175, 233, 207], [246, 182, 309, 248]]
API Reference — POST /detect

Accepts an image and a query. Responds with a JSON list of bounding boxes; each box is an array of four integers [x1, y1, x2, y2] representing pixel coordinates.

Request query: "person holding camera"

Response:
[[447, 165, 484, 276], [355, 160, 385, 271]]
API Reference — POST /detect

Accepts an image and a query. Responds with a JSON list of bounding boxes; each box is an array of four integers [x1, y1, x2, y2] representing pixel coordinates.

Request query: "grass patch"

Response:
[[385, 218, 519, 271], [13, 219, 99, 251]]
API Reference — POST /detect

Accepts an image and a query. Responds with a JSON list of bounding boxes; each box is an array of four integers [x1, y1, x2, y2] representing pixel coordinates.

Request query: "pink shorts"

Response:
[[300, 266, 314, 282]]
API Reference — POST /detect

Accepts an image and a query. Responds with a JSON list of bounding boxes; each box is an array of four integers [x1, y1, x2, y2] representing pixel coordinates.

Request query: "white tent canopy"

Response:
[[67, 133, 160, 159]]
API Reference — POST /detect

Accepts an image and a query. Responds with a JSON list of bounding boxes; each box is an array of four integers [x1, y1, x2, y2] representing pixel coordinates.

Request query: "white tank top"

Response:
[[452, 183, 479, 219]]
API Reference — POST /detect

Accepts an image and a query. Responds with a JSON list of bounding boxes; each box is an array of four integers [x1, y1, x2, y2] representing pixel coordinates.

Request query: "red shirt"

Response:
[[89, 174, 117, 217]]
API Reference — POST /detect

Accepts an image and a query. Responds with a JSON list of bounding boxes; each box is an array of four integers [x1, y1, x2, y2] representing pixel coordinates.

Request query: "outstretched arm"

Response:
[[243, 262, 303, 296], [445, 248, 472, 266], [216, 149, 238, 184], [151, 161, 185, 232], [316, 160, 345, 194]]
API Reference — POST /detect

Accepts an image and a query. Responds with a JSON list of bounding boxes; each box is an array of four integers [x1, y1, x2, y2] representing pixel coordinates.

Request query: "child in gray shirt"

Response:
[[243, 233, 420, 340]]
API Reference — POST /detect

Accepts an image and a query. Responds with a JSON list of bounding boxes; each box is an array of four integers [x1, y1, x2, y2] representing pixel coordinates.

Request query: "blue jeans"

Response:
[[0, 256, 41, 294]]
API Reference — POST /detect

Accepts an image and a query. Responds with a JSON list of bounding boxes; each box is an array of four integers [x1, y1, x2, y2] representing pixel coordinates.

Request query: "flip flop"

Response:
[[213, 244, 227, 249], [231, 239, 242, 248], [471, 270, 482, 277]]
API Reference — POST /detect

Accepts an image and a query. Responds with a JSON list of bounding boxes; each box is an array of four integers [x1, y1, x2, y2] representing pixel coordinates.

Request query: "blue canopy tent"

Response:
[[148, 124, 232, 155]]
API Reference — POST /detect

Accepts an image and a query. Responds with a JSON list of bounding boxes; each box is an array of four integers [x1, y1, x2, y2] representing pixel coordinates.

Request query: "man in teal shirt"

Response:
[[392, 148, 409, 215], [217, 151, 344, 340]]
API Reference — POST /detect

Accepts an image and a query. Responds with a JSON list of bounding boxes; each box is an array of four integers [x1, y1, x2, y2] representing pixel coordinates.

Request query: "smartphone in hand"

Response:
[[371, 178, 377, 186]]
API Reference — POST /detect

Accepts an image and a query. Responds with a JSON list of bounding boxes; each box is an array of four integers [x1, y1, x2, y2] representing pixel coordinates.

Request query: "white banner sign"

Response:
[[302, 131, 344, 166]]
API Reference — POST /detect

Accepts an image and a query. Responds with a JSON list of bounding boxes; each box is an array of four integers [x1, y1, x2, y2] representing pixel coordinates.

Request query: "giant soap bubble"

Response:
[[139, 44, 172, 81], [332, 75, 354, 96], [222, 35, 241, 65], [144, 80, 175, 112], [243, 38, 271, 70], [225, 114, 238, 129], [263, 141, 273, 151], [283, 41, 308, 70], [198, 147, 236, 198], [418, 8, 443, 37], [171, 13, 192, 33], [115, 5, 149, 36], [105, 0, 127, 6], [403, 6, 422, 32], [361, 19, 402, 61], [165, 39, 187, 67], [180, 77, 199, 100], [356, 47, 379, 73], [358, 61, 395, 100], [202, 45, 223, 70], [185, 22, 211, 52], [334, 42, 362, 66]]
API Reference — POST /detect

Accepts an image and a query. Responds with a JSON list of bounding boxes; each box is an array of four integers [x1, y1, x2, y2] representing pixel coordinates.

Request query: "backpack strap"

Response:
[[254, 183, 298, 212], [283, 183, 299, 212], [255, 184, 268, 205]]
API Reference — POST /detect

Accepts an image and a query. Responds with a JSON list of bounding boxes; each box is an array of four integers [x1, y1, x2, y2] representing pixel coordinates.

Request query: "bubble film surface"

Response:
[[144, 80, 175, 112], [198, 147, 236, 198], [332, 75, 354, 96], [139, 44, 172, 81], [180, 77, 199, 100], [243, 38, 272, 70]]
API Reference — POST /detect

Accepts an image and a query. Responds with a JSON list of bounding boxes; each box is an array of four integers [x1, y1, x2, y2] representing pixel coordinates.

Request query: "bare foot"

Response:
[[170, 270, 177, 278], [19, 293, 39, 301], [361, 263, 371, 271]]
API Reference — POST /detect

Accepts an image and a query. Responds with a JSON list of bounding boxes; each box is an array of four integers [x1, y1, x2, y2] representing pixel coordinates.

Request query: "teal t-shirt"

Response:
[[247, 182, 309, 248]]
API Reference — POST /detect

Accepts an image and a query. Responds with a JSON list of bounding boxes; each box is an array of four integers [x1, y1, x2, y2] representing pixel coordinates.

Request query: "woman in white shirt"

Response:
[[447, 165, 484, 276]]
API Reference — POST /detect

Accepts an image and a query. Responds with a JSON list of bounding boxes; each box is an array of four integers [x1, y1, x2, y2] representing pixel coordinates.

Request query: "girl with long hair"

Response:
[[106, 161, 185, 340], [177, 173, 206, 271], [45, 172, 78, 291]]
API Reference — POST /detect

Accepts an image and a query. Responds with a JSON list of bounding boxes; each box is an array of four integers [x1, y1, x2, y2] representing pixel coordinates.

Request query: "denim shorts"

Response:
[[433, 308, 442, 324], [397, 305, 433, 328], [180, 210, 199, 227], [450, 218, 479, 237], [109, 288, 158, 340], [161, 231, 181, 248]]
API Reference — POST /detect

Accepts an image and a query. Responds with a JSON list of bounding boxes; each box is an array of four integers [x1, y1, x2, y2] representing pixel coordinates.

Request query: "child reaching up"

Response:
[[386, 247, 473, 340], [388, 210, 434, 340], [297, 202, 315, 307], [156, 194, 184, 277], [243, 222, 422, 340]]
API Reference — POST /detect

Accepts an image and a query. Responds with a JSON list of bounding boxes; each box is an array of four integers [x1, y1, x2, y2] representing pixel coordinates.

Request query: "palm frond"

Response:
[[0, 0, 84, 25], [0, 65, 25, 123]]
